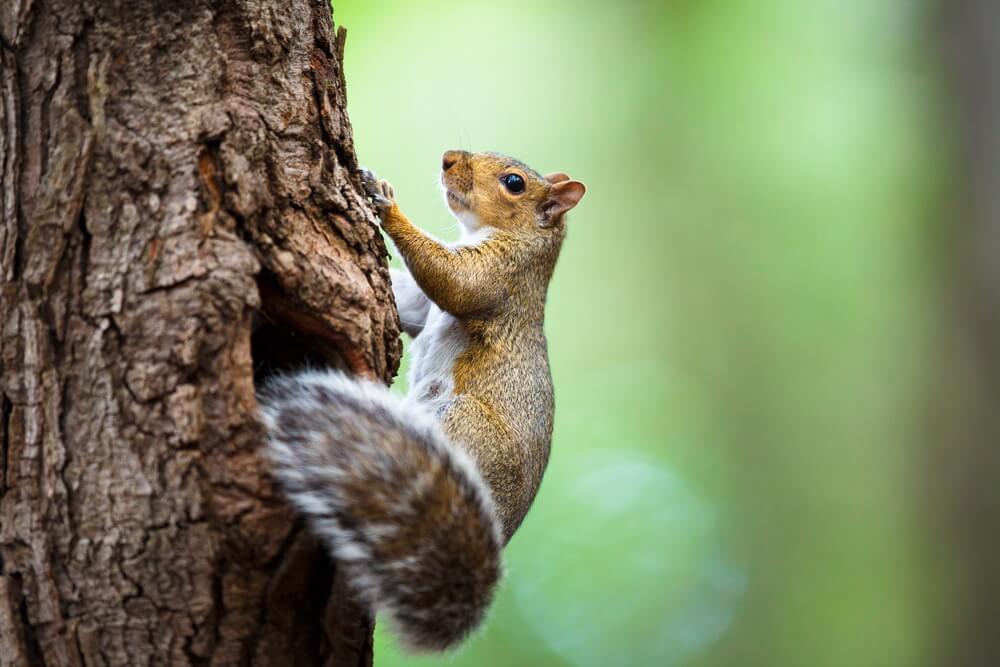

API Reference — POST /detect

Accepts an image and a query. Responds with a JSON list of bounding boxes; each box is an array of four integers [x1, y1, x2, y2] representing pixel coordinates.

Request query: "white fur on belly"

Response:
[[407, 304, 468, 416], [400, 218, 491, 412]]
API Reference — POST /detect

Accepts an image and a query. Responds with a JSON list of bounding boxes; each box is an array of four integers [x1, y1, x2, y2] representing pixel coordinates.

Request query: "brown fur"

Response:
[[367, 150, 585, 540]]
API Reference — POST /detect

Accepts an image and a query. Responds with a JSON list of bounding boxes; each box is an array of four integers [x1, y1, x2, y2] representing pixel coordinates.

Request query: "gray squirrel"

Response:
[[259, 150, 586, 650]]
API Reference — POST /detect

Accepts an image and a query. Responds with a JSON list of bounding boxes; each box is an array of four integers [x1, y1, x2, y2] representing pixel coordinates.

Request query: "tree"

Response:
[[0, 1, 400, 664], [937, 1, 1000, 664]]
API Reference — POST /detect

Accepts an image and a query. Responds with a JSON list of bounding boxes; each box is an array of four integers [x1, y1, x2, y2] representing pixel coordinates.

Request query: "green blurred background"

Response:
[[334, 1, 995, 665]]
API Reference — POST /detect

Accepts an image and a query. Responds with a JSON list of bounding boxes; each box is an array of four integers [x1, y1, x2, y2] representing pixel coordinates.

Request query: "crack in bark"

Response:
[[10, 574, 43, 666], [69, 17, 90, 123], [0, 394, 10, 495], [37, 52, 59, 180], [75, 208, 89, 296], [11, 53, 26, 283]]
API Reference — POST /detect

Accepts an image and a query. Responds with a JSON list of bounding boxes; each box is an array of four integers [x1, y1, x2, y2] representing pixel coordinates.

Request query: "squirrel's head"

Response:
[[440, 150, 586, 236]]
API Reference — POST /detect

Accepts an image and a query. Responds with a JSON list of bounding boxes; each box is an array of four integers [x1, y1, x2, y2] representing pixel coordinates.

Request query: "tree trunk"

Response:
[[935, 1, 1000, 665], [0, 0, 401, 665]]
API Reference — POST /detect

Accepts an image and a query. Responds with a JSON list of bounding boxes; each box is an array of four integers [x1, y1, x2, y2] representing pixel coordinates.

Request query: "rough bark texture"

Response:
[[937, 1, 1000, 665], [0, 0, 401, 665]]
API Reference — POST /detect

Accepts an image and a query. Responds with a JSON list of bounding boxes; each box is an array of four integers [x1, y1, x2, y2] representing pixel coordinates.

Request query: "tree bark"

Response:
[[0, 0, 401, 665]]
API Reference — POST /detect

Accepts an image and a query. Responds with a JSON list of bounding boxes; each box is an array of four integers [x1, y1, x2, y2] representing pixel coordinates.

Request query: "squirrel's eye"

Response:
[[500, 173, 526, 194]]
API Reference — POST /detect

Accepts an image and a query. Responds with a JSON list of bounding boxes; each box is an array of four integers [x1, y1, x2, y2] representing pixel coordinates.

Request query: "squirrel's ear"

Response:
[[544, 172, 571, 184], [541, 180, 586, 224]]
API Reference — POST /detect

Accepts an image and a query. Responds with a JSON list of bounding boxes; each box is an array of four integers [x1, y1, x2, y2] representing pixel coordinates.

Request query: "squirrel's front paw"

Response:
[[358, 167, 396, 215]]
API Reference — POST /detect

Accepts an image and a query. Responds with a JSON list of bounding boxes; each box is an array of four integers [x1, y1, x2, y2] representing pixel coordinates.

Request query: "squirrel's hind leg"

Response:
[[440, 395, 527, 544]]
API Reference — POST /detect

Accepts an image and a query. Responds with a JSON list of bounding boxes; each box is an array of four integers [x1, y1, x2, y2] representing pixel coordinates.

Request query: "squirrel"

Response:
[[258, 150, 586, 651]]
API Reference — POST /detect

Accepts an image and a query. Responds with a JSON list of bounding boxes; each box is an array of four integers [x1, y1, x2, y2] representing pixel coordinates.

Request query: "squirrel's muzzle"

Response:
[[442, 149, 469, 173]]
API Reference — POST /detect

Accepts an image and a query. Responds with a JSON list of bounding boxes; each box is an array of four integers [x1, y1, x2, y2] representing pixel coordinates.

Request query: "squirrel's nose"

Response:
[[442, 150, 465, 172]]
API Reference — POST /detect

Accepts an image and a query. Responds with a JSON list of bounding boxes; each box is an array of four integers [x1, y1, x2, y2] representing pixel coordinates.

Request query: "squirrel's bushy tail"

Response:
[[259, 370, 502, 652]]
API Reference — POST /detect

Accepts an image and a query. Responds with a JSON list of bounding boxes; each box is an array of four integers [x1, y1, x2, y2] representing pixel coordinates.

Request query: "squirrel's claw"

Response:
[[357, 167, 380, 196], [358, 167, 395, 214]]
